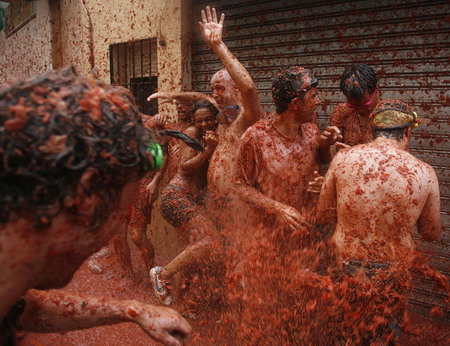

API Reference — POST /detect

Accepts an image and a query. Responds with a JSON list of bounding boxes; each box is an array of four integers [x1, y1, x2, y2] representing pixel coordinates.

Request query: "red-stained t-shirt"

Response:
[[237, 119, 320, 211], [330, 103, 373, 146]]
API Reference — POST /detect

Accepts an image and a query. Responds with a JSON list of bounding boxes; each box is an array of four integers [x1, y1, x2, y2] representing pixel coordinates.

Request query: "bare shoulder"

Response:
[[183, 125, 200, 138], [398, 149, 435, 174]]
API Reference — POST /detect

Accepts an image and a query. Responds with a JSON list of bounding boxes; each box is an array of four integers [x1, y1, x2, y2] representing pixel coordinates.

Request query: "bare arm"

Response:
[[199, 7, 262, 126], [148, 91, 217, 107], [180, 129, 218, 175], [319, 126, 342, 164], [317, 158, 338, 225], [20, 289, 191, 345], [417, 169, 441, 241], [147, 148, 169, 204]]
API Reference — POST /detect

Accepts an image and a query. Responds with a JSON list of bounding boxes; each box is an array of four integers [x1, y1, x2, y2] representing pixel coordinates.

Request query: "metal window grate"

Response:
[[110, 38, 158, 115]]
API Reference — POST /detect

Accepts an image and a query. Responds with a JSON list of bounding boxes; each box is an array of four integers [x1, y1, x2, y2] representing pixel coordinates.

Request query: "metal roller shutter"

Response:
[[192, 0, 449, 317]]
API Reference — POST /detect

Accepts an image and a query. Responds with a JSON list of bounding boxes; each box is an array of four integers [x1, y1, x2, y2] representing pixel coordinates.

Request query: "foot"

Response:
[[149, 266, 173, 306]]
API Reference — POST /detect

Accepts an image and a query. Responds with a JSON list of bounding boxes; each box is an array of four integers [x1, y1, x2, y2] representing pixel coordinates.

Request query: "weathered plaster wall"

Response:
[[1, 0, 192, 259], [58, 0, 85, 73], [73, 0, 191, 91], [0, 1, 52, 83]]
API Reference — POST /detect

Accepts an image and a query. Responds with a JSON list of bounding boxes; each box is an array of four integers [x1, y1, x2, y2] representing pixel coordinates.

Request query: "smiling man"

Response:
[[234, 66, 340, 231]]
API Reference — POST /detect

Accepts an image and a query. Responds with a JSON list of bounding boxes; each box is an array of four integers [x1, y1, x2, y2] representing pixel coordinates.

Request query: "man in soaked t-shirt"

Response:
[[330, 64, 380, 146], [234, 66, 341, 231]]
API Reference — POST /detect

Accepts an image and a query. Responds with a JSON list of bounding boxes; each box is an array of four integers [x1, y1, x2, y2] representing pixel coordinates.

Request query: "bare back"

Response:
[[319, 139, 441, 262]]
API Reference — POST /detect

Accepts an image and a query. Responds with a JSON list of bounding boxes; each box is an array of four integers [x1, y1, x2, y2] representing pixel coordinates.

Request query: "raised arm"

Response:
[[148, 91, 217, 107], [199, 6, 262, 126], [316, 157, 338, 225], [20, 289, 191, 345], [417, 168, 441, 241]]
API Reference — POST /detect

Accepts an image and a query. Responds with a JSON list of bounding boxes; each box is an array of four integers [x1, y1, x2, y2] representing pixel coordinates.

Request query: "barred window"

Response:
[[110, 38, 158, 115]]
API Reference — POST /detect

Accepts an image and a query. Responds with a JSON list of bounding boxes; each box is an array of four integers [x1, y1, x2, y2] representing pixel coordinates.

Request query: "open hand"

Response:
[[276, 204, 310, 232], [308, 171, 324, 194], [204, 131, 219, 153], [320, 126, 342, 148], [154, 113, 167, 128], [132, 303, 191, 346], [199, 6, 225, 47]]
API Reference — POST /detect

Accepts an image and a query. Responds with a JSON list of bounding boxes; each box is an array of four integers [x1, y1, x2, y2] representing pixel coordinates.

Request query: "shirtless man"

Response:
[[318, 99, 441, 263], [317, 99, 441, 343], [151, 100, 219, 305], [199, 6, 263, 194], [235, 66, 341, 231], [330, 64, 380, 146], [0, 69, 190, 345], [110, 102, 193, 276], [151, 7, 262, 196]]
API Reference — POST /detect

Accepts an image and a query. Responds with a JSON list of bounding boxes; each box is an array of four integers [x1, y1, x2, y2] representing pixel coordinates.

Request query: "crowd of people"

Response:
[[0, 5, 443, 346]]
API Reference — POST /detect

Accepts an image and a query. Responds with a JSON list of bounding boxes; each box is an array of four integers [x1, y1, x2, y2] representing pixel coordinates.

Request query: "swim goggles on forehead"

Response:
[[143, 143, 163, 171], [300, 77, 319, 93]]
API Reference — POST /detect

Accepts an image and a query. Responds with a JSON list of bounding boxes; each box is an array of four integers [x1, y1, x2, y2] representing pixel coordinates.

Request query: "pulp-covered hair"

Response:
[[191, 100, 219, 118], [373, 127, 407, 141], [340, 64, 377, 101], [272, 66, 314, 114], [0, 67, 154, 227]]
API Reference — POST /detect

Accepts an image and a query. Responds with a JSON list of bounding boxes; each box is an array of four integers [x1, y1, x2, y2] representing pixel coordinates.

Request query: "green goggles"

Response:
[[144, 143, 163, 171]]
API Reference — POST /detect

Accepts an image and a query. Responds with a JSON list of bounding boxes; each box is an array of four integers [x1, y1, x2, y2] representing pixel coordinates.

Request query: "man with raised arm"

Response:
[[199, 6, 263, 194], [150, 6, 263, 195]]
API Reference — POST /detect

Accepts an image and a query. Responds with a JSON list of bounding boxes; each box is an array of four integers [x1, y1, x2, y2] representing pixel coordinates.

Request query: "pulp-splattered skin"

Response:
[[111, 111, 189, 276], [318, 136, 441, 263], [0, 71, 191, 346], [234, 72, 340, 230], [330, 102, 375, 146], [199, 6, 263, 195], [158, 107, 219, 283], [149, 7, 263, 197]]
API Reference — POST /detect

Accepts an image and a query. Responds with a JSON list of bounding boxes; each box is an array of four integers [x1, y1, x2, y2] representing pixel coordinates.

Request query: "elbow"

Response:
[[419, 223, 441, 242]]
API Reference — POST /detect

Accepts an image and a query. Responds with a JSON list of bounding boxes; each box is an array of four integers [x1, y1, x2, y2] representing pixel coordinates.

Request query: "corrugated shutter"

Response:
[[192, 0, 449, 317]]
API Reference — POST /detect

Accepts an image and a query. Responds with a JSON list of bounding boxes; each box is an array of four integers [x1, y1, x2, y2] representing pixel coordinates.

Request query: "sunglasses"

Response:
[[300, 77, 318, 93]]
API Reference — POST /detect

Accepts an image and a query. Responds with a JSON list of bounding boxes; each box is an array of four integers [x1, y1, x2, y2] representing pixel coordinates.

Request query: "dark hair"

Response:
[[191, 100, 219, 118], [272, 66, 314, 114], [340, 64, 377, 101], [373, 128, 406, 141], [0, 68, 154, 228]]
